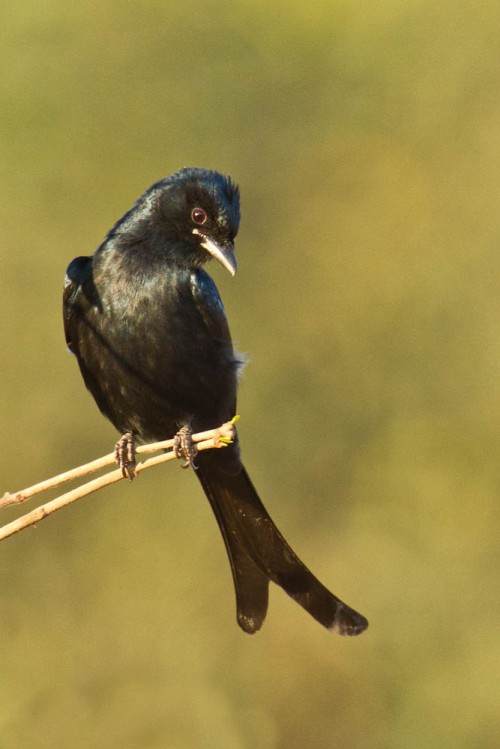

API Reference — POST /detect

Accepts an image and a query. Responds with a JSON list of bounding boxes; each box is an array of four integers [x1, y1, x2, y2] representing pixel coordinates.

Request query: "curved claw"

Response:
[[174, 426, 198, 469], [114, 432, 136, 480]]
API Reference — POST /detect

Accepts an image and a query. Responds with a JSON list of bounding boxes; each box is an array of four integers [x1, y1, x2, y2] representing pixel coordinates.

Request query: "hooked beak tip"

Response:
[[193, 229, 237, 276]]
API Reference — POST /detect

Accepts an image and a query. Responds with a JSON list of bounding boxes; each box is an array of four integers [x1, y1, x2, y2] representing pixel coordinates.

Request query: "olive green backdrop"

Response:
[[1, 1, 498, 747]]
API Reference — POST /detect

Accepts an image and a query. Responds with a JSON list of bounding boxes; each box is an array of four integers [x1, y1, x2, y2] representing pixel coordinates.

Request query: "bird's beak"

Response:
[[192, 229, 237, 276]]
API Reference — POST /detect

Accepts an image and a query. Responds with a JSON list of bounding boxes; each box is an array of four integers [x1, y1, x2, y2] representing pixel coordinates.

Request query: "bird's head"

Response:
[[154, 167, 240, 276]]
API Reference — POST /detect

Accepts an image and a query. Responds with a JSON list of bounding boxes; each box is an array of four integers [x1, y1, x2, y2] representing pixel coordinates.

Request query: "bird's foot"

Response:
[[174, 426, 198, 470], [114, 432, 136, 480]]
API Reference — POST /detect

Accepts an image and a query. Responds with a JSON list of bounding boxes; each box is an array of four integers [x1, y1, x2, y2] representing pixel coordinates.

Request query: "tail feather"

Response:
[[196, 464, 269, 634], [196, 455, 368, 636]]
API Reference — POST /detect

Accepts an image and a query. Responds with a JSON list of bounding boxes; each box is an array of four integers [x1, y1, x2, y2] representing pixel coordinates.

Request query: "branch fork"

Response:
[[0, 420, 236, 542]]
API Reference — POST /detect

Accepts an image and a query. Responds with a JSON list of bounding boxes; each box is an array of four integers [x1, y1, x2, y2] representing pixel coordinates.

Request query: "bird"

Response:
[[63, 167, 368, 636]]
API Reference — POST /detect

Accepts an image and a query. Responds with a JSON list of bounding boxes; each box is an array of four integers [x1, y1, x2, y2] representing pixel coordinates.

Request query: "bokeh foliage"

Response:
[[1, 1, 499, 747]]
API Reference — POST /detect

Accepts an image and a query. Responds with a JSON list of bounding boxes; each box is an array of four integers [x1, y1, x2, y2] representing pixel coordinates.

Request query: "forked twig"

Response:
[[0, 421, 236, 543]]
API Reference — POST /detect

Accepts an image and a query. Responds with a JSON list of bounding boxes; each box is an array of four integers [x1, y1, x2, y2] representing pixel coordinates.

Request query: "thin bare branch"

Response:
[[0, 421, 235, 543]]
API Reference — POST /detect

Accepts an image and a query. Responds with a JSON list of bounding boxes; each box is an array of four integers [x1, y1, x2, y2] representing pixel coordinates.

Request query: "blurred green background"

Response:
[[1, 1, 499, 747]]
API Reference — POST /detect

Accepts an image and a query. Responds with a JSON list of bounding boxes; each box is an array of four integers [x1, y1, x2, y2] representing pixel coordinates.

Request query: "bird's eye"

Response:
[[191, 207, 207, 225]]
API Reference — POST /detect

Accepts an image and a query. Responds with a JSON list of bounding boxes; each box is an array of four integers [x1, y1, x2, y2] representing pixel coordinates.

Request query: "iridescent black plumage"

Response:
[[64, 167, 367, 635]]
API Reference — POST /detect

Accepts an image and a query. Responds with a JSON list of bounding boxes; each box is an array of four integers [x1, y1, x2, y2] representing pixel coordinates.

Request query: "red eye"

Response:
[[191, 207, 207, 225]]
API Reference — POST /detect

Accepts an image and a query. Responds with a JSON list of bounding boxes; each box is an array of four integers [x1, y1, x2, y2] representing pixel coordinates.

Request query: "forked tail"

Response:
[[196, 454, 368, 635]]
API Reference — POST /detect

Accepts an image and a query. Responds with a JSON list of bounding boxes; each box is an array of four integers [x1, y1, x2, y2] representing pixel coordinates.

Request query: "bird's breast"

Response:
[[82, 266, 238, 439]]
